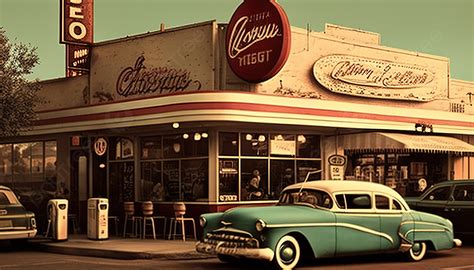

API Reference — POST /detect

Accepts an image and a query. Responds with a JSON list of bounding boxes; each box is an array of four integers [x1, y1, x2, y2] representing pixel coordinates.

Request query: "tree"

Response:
[[0, 27, 41, 137]]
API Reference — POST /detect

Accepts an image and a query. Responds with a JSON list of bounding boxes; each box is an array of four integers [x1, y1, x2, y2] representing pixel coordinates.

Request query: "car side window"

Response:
[[423, 186, 451, 201], [335, 194, 346, 209], [392, 199, 402, 210], [453, 185, 474, 201], [375, 195, 390, 209], [345, 194, 371, 209], [0, 192, 11, 205]]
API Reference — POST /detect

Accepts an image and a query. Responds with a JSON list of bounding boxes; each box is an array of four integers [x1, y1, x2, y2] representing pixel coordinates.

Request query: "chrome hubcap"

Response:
[[280, 242, 295, 264]]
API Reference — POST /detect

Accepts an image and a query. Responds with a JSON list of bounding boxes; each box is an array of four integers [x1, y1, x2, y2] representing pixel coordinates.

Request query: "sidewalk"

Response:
[[33, 234, 215, 260]]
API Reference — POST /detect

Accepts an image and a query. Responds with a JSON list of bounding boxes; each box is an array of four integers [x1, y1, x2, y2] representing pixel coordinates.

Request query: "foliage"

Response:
[[0, 27, 41, 137]]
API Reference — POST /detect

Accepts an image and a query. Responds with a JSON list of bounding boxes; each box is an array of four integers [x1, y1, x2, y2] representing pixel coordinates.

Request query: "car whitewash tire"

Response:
[[406, 242, 427, 261], [272, 235, 301, 270]]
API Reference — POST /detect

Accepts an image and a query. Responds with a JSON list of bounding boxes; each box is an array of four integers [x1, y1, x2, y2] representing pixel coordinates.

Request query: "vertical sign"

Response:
[[66, 44, 91, 77], [60, 0, 94, 45], [328, 154, 347, 180], [226, 0, 291, 83]]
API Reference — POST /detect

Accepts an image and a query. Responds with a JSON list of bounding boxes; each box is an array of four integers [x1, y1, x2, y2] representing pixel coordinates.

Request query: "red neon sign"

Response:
[[226, 0, 291, 83]]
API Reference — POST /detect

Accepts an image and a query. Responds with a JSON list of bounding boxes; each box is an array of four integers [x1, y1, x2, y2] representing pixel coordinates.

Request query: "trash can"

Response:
[[87, 198, 108, 240], [47, 199, 68, 241]]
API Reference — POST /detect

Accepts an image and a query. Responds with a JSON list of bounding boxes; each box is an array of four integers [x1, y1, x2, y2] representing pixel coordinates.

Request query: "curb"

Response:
[[37, 243, 216, 260]]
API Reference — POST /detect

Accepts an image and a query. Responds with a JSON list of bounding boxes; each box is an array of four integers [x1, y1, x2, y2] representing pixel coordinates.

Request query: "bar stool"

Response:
[[122, 202, 142, 238], [168, 202, 196, 241], [141, 201, 156, 240]]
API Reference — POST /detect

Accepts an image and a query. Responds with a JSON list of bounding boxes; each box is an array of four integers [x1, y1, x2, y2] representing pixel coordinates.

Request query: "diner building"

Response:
[[0, 18, 473, 233]]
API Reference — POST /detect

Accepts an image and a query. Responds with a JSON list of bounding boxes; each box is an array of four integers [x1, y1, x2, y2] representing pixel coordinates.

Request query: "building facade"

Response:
[[1, 19, 473, 233]]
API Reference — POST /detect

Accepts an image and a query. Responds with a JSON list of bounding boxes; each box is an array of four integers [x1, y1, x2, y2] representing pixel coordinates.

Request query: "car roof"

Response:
[[431, 180, 474, 187], [284, 180, 409, 209]]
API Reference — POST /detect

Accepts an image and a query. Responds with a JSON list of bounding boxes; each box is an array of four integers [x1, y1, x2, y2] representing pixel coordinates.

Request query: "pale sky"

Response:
[[1, 0, 473, 82]]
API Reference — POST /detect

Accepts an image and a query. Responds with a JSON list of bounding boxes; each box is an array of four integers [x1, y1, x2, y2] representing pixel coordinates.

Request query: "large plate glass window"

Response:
[[241, 159, 268, 201], [241, 133, 268, 156], [218, 159, 239, 202]]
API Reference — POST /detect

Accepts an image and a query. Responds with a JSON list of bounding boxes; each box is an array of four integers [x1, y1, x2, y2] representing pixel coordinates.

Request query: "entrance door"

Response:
[[108, 162, 135, 216], [70, 150, 89, 233]]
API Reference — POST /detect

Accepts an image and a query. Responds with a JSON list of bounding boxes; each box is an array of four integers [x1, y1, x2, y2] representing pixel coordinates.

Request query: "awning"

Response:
[[340, 132, 474, 155]]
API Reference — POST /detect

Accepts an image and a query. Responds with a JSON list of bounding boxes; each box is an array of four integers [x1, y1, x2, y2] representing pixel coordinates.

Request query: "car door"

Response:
[[375, 194, 404, 251], [334, 193, 381, 255], [0, 190, 28, 232], [446, 184, 474, 235], [412, 185, 451, 219]]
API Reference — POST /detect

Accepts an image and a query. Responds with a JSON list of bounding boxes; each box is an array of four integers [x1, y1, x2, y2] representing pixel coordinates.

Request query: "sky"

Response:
[[0, 0, 473, 82]]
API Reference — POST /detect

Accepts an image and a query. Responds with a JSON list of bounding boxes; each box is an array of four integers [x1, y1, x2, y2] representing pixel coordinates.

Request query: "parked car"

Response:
[[405, 180, 474, 237], [0, 185, 37, 243], [196, 180, 461, 270]]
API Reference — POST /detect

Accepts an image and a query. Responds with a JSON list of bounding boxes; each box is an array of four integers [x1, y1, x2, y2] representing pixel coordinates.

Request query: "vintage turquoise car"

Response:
[[196, 180, 462, 269]]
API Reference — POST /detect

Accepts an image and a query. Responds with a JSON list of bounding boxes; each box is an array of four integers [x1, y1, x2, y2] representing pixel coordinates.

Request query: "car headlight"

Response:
[[255, 219, 266, 232], [199, 216, 207, 228]]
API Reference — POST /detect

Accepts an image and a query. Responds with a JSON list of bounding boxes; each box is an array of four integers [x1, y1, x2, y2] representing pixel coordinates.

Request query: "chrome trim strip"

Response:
[[0, 229, 37, 240], [400, 221, 452, 233], [404, 229, 446, 238], [266, 222, 393, 244]]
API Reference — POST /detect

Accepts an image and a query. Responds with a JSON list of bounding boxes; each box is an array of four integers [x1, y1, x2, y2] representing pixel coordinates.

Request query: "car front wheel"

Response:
[[272, 235, 301, 270], [406, 242, 427, 261]]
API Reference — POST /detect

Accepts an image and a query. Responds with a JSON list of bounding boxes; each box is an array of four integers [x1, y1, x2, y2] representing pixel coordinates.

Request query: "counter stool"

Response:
[[168, 202, 196, 241], [141, 201, 156, 240], [122, 202, 142, 238]]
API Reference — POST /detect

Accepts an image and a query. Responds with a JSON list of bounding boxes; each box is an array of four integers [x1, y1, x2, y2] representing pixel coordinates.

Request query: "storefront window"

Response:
[[0, 144, 12, 184], [218, 132, 322, 202], [182, 159, 208, 201], [218, 159, 239, 202], [45, 141, 57, 180], [269, 160, 294, 200], [219, 133, 238, 156], [297, 160, 321, 182], [13, 143, 31, 184], [109, 137, 134, 160], [241, 159, 268, 201], [141, 137, 161, 160], [241, 133, 268, 156], [163, 135, 184, 158], [182, 133, 208, 157], [31, 142, 44, 182], [140, 161, 163, 201], [163, 160, 180, 201], [270, 134, 295, 157], [297, 135, 321, 158]]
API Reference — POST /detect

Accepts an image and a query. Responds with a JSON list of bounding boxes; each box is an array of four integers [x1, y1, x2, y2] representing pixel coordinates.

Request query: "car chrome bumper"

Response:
[[195, 241, 274, 261], [453, 238, 462, 247], [0, 229, 37, 240]]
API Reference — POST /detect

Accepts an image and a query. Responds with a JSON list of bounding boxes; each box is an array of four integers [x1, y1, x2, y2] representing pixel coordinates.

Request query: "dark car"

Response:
[[405, 180, 474, 237], [0, 185, 37, 242]]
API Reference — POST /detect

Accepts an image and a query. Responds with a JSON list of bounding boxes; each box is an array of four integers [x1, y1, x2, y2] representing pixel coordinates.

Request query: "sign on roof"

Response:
[[226, 0, 291, 83]]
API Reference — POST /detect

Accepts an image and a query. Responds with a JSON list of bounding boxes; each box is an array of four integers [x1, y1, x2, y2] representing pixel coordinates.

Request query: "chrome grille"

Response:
[[204, 232, 259, 248]]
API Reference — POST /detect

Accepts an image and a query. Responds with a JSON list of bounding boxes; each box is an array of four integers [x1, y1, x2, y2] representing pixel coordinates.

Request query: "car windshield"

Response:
[[0, 190, 21, 205], [278, 188, 333, 209]]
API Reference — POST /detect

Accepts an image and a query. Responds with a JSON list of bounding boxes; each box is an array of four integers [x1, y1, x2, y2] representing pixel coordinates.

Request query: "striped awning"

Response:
[[340, 132, 474, 155]]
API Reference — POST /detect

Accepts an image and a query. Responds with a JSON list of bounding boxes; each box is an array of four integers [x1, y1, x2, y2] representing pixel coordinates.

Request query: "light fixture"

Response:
[[232, 140, 237, 145], [246, 134, 253, 141], [172, 122, 180, 129], [258, 135, 266, 142], [297, 135, 306, 144], [276, 134, 283, 140], [194, 133, 201, 141], [202, 132, 208, 138], [99, 163, 106, 169], [183, 133, 189, 139]]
